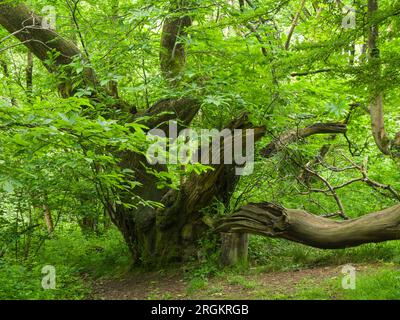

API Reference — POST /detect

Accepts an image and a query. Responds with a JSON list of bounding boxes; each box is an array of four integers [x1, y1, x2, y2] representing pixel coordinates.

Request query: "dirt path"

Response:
[[91, 264, 376, 300]]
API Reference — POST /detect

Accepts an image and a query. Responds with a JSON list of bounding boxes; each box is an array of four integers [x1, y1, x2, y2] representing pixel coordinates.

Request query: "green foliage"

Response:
[[0, 0, 400, 300], [37, 227, 132, 278], [0, 226, 131, 300], [337, 268, 400, 300], [293, 267, 400, 300]]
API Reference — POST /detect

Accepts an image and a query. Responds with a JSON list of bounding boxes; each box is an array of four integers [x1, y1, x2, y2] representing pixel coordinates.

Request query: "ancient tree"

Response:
[[0, 1, 399, 267]]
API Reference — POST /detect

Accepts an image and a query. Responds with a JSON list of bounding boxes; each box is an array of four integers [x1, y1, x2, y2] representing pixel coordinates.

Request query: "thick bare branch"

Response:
[[217, 202, 400, 249], [261, 123, 347, 158], [303, 166, 348, 219]]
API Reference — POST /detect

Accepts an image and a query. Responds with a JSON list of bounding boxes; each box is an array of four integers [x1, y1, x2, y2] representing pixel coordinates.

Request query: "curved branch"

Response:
[[0, 3, 81, 66], [136, 97, 200, 131], [303, 166, 348, 219], [261, 123, 347, 158], [217, 202, 400, 249]]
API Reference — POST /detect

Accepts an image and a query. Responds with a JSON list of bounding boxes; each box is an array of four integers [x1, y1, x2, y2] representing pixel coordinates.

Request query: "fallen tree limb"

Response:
[[290, 68, 332, 77], [217, 202, 400, 249]]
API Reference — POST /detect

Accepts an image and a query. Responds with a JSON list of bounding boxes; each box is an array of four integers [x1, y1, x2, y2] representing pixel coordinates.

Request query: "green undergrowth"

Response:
[[293, 266, 400, 300], [0, 226, 131, 299]]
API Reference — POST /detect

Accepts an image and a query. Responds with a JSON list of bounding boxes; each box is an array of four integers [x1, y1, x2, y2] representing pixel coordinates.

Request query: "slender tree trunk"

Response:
[[26, 51, 33, 101], [43, 205, 54, 234], [24, 208, 33, 259]]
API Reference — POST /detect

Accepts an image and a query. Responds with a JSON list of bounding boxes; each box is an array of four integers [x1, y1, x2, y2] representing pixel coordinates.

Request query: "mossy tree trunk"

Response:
[[220, 233, 248, 266]]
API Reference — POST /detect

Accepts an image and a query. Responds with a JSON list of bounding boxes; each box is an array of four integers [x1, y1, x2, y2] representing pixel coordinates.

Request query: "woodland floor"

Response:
[[90, 263, 385, 300]]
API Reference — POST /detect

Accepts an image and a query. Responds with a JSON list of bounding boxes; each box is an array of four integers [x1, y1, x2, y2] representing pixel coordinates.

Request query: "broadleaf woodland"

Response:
[[0, 0, 399, 300]]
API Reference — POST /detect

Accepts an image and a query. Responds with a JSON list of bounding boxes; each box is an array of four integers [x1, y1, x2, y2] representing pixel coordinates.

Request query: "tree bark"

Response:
[[160, 3, 192, 83], [43, 205, 54, 234], [0, 3, 81, 66], [285, 0, 307, 50], [26, 51, 33, 101], [217, 203, 400, 249], [367, 0, 400, 155], [220, 233, 248, 266]]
